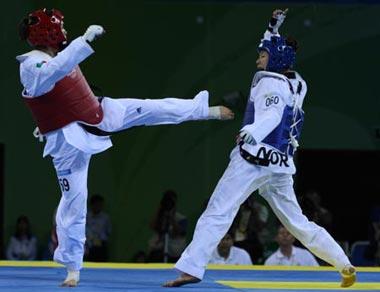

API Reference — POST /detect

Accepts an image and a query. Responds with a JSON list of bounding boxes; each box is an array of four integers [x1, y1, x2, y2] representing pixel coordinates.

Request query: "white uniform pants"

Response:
[[52, 95, 209, 271], [175, 147, 351, 279]]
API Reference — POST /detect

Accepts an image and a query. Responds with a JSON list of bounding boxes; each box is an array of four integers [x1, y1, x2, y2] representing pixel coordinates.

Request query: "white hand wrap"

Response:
[[208, 106, 221, 119], [83, 25, 105, 43], [269, 11, 287, 34]]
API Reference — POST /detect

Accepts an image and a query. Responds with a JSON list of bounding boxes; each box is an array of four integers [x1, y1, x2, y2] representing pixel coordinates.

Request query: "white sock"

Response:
[[208, 106, 221, 119]]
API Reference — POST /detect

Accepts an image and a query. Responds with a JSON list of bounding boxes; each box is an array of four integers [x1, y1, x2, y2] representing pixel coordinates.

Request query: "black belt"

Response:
[[80, 123, 137, 136], [80, 95, 131, 136], [239, 142, 270, 167], [80, 124, 115, 136]]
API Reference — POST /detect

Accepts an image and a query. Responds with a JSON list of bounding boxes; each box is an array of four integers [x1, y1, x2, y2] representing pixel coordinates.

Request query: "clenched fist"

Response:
[[83, 25, 105, 43]]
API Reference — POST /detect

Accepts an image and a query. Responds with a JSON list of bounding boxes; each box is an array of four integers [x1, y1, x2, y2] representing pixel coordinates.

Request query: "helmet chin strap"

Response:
[[58, 40, 68, 51]]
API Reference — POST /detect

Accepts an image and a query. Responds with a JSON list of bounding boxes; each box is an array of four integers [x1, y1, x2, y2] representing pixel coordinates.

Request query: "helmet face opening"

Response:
[[257, 36, 296, 73], [26, 8, 67, 50]]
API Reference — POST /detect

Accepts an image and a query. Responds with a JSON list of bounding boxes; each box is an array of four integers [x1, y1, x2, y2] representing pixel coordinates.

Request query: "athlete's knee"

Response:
[[200, 208, 237, 226]]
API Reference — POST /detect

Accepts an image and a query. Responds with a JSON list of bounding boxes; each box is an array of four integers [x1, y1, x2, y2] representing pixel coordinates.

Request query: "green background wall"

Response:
[[1, 1, 380, 261]]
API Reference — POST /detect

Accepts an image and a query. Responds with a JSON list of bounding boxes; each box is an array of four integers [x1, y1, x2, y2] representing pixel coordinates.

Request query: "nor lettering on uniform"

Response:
[[256, 146, 289, 167]]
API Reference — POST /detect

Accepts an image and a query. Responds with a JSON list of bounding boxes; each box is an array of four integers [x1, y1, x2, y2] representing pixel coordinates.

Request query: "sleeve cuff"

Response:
[[73, 36, 95, 55], [263, 30, 280, 40]]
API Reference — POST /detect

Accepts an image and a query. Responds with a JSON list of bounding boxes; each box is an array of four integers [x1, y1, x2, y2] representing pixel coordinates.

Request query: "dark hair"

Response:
[[286, 36, 299, 52], [152, 190, 178, 233], [160, 190, 177, 210], [90, 194, 104, 205], [225, 227, 234, 238], [14, 215, 32, 239], [18, 14, 39, 41]]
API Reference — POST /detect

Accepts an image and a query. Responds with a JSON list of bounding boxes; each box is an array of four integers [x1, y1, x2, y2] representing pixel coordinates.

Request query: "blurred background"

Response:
[[1, 0, 380, 266]]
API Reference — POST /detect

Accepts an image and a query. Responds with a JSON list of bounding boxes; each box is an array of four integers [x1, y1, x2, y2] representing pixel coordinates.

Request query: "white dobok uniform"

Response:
[[17, 37, 211, 271], [174, 69, 351, 279]]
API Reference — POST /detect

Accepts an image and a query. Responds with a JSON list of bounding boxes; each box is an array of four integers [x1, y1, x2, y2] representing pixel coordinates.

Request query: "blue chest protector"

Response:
[[242, 89, 304, 156]]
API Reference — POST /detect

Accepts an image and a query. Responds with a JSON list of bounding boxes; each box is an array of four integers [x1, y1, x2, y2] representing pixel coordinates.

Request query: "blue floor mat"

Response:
[[0, 262, 378, 292]]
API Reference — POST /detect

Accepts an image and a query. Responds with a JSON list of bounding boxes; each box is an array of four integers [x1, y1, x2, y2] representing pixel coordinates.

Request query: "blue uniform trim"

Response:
[[242, 98, 304, 156], [57, 169, 71, 176], [263, 105, 294, 153], [242, 100, 255, 126]]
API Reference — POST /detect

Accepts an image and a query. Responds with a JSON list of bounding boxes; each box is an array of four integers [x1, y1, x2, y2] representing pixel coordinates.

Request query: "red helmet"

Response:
[[27, 8, 67, 49]]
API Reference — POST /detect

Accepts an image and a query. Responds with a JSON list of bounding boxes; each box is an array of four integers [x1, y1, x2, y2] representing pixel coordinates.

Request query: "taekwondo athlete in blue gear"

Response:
[[164, 9, 356, 288]]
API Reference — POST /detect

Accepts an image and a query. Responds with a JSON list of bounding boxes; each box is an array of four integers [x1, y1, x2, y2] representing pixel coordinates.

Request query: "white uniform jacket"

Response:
[[240, 71, 307, 174], [16, 36, 120, 157]]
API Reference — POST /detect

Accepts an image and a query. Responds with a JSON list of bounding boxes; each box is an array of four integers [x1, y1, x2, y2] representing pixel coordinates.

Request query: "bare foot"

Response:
[[60, 279, 78, 287], [163, 273, 201, 287], [340, 265, 356, 288], [60, 270, 80, 287], [219, 106, 234, 120]]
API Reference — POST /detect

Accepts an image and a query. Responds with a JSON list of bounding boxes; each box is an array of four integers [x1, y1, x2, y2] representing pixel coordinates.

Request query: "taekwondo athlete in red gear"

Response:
[[16, 8, 234, 287], [164, 9, 356, 288]]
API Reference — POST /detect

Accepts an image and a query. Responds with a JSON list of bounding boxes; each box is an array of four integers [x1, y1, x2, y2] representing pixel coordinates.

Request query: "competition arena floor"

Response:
[[0, 262, 379, 291]]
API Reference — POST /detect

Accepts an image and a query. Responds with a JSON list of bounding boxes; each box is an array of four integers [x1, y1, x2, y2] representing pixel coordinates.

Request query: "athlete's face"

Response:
[[276, 226, 295, 247], [217, 234, 233, 253], [256, 51, 269, 70]]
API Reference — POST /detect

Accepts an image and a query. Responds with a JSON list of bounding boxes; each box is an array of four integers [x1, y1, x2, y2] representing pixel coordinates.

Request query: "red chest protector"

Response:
[[23, 66, 103, 134]]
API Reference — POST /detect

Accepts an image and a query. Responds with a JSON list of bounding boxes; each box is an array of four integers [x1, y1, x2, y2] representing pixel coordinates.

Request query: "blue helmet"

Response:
[[258, 36, 296, 73]]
